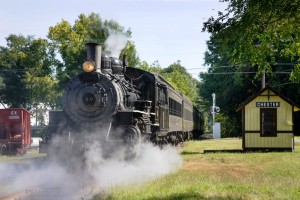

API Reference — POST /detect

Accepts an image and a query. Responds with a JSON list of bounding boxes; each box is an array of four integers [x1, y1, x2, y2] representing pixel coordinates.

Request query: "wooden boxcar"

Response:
[[0, 108, 31, 155], [237, 86, 300, 151]]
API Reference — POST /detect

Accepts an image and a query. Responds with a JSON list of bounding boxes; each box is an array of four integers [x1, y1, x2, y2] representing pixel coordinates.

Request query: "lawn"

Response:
[[93, 138, 300, 200], [0, 148, 46, 164]]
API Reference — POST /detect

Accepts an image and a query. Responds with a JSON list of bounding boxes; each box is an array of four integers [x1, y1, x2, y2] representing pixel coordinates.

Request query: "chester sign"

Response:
[[256, 102, 280, 108]]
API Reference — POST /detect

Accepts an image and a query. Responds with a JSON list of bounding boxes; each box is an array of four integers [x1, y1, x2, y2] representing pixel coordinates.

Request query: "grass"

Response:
[[0, 148, 46, 164], [93, 138, 300, 200]]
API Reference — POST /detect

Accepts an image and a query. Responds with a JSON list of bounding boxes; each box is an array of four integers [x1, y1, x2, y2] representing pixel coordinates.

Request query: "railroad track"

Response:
[[0, 188, 72, 200], [0, 189, 33, 200], [0, 184, 100, 200]]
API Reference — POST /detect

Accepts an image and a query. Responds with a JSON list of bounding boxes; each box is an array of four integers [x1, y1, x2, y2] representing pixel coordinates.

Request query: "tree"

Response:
[[136, 60, 162, 73], [199, 66, 261, 136], [120, 40, 140, 67], [48, 13, 139, 95], [201, 0, 300, 136], [161, 61, 199, 103], [203, 0, 300, 81], [0, 34, 59, 109]]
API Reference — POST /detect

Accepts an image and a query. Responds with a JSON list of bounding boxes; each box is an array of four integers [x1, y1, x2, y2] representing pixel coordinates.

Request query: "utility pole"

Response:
[[262, 69, 265, 89], [212, 93, 216, 136]]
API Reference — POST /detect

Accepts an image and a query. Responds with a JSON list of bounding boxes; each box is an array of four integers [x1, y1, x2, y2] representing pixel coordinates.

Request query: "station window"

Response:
[[260, 108, 277, 137]]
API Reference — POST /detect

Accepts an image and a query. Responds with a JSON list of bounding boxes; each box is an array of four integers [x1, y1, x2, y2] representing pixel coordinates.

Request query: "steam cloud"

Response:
[[86, 142, 183, 188], [104, 32, 128, 57], [0, 139, 182, 199]]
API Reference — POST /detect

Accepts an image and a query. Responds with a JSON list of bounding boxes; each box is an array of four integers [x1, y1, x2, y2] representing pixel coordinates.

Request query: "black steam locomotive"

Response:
[[41, 43, 204, 158]]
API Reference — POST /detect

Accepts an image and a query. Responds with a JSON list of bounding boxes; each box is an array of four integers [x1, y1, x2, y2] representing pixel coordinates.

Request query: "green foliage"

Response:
[[139, 60, 162, 72], [48, 13, 105, 89], [201, 0, 300, 135], [0, 34, 59, 109], [215, 113, 241, 137], [136, 60, 162, 73], [203, 0, 300, 80], [161, 61, 199, 103], [120, 41, 140, 67], [200, 71, 256, 136], [290, 64, 300, 82], [136, 60, 152, 71], [48, 13, 139, 97]]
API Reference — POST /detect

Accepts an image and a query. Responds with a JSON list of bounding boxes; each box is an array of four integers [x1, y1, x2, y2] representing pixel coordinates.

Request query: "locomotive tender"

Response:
[[43, 43, 203, 158]]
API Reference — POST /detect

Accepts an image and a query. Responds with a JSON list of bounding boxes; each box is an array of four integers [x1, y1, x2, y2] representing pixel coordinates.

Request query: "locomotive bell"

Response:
[[86, 43, 101, 73]]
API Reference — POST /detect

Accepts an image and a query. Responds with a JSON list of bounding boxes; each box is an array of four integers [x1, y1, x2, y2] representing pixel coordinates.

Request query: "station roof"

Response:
[[236, 85, 300, 112]]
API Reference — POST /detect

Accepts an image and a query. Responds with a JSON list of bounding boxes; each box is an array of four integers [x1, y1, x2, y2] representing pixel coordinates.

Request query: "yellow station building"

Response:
[[237, 85, 300, 151]]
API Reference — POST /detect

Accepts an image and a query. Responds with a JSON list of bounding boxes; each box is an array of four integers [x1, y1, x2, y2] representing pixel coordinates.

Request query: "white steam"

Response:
[[0, 139, 182, 199], [0, 160, 81, 199], [86, 142, 183, 188], [104, 32, 128, 57]]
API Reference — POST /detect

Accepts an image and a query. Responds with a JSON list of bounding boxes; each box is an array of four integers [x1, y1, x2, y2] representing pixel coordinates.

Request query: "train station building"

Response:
[[237, 85, 300, 151]]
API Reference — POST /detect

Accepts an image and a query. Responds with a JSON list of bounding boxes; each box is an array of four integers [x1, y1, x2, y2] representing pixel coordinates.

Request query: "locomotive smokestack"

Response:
[[86, 43, 101, 73]]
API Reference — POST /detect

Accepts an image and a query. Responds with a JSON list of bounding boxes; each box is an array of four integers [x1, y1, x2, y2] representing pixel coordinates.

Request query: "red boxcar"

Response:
[[0, 108, 31, 155]]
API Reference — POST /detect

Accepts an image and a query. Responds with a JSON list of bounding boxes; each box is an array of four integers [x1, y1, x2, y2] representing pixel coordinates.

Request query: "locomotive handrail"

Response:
[[124, 73, 144, 81]]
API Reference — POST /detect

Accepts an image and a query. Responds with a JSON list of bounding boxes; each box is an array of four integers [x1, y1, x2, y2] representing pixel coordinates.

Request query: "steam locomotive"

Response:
[[41, 43, 204, 158]]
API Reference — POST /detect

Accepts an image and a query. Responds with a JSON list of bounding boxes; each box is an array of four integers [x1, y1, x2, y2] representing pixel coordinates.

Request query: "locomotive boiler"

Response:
[[41, 42, 204, 159]]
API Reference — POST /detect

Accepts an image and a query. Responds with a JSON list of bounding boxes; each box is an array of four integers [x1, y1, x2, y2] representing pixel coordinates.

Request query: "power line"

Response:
[[186, 63, 298, 70], [1, 63, 297, 72], [0, 67, 293, 75], [189, 71, 291, 75], [206, 72, 291, 75]]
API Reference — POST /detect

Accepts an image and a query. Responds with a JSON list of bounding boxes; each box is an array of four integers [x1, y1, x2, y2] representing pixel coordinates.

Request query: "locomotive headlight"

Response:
[[82, 60, 95, 72]]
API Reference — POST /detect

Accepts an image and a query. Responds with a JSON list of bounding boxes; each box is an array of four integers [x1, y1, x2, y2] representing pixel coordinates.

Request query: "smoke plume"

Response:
[[104, 32, 128, 57]]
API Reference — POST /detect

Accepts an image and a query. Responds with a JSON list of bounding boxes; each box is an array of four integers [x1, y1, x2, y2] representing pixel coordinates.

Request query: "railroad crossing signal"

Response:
[[210, 106, 220, 114]]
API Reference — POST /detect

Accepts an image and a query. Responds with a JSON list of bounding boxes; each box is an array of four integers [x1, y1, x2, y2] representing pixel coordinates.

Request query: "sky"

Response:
[[0, 0, 227, 80]]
